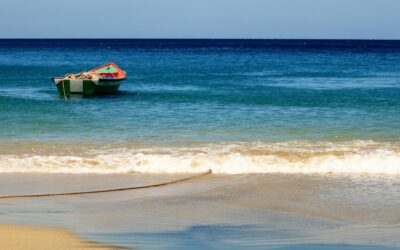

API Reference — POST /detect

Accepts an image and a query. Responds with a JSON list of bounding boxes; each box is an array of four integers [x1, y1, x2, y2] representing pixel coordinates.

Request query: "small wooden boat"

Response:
[[52, 63, 127, 96]]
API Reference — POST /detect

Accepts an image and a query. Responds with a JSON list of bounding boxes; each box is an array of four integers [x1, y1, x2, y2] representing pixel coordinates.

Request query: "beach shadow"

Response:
[[276, 244, 396, 250], [89, 224, 397, 250]]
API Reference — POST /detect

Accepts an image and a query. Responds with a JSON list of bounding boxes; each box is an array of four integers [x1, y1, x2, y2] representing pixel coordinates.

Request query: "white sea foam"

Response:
[[1, 141, 399, 175]]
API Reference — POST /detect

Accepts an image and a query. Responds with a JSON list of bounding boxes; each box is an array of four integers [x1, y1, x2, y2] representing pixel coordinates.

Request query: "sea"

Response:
[[0, 39, 400, 250], [0, 39, 399, 175]]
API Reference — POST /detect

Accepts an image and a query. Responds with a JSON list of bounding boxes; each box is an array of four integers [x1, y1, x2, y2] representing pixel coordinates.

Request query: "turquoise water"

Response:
[[1, 40, 400, 250], [0, 40, 400, 174]]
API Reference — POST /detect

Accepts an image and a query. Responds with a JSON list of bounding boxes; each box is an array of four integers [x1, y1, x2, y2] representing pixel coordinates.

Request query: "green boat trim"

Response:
[[53, 78, 122, 96]]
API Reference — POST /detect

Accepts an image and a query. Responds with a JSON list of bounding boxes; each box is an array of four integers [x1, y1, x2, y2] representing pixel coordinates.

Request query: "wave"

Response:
[[0, 141, 399, 175]]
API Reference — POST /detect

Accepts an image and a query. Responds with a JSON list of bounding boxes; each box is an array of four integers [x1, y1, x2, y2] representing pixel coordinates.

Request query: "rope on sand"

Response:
[[0, 170, 212, 199]]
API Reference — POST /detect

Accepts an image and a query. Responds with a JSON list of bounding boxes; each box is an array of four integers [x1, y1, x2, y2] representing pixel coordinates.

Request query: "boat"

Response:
[[52, 62, 127, 96]]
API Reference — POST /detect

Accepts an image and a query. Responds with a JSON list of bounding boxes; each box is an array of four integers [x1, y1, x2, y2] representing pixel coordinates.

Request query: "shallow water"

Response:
[[0, 173, 399, 249]]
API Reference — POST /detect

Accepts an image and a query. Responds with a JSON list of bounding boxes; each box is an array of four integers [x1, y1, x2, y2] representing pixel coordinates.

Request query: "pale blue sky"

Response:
[[1, 0, 399, 39]]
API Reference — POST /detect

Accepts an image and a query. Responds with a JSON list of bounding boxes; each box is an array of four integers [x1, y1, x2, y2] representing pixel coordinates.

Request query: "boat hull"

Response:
[[54, 79, 122, 96]]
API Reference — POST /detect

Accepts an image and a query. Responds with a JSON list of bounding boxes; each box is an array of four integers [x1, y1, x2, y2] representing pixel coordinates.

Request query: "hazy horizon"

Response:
[[1, 0, 399, 39], [1, 38, 400, 41]]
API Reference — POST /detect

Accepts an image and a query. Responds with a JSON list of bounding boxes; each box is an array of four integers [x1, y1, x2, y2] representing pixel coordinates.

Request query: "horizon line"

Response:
[[1, 38, 400, 41]]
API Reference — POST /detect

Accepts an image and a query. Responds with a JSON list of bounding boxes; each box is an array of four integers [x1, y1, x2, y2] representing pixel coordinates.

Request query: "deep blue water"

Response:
[[0, 39, 399, 144]]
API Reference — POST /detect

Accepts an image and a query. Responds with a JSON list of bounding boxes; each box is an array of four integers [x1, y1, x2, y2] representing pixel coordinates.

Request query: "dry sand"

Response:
[[0, 225, 126, 250]]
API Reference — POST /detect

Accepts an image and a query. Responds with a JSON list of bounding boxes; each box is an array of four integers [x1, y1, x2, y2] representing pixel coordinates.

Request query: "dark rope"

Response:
[[0, 170, 212, 199]]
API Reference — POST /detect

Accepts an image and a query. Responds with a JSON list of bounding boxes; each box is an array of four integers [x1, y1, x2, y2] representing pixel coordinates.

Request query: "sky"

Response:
[[1, 0, 399, 39]]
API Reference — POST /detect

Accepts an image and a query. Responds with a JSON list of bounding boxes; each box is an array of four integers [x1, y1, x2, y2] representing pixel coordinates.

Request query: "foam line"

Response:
[[1, 141, 399, 175]]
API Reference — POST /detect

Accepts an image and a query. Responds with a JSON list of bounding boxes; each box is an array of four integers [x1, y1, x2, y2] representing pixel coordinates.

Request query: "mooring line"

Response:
[[61, 80, 68, 101], [0, 170, 212, 199]]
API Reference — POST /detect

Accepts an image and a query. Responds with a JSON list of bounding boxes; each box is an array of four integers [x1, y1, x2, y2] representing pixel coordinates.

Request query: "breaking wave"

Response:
[[1, 141, 400, 175]]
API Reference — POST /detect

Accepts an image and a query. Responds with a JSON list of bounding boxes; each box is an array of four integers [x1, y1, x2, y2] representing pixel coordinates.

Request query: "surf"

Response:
[[1, 141, 399, 175]]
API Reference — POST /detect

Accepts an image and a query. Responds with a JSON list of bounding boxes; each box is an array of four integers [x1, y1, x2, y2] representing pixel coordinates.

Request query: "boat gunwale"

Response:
[[51, 77, 126, 81]]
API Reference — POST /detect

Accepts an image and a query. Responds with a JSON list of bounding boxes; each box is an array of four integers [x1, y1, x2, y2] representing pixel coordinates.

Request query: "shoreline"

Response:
[[0, 225, 128, 250], [0, 140, 399, 176], [1, 173, 399, 249]]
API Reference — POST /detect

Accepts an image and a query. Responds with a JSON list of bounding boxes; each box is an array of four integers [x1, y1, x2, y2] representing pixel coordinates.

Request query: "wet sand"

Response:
[[0, 173, 399, 249], [0, 225, 125, 250]]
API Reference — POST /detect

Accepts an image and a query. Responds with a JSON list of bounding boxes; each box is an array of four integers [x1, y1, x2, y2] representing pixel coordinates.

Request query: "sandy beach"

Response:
[[0, 225, 125, 250], [0, 173, 399, 249]]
